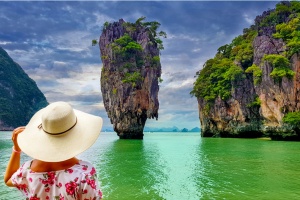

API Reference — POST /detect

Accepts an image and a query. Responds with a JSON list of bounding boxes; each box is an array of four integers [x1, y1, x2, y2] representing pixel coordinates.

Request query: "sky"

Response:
[[0, 1, 279, 131]]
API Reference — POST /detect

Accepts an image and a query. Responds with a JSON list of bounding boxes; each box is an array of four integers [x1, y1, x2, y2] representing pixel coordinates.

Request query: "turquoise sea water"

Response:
[[1, 131, 300, 200]]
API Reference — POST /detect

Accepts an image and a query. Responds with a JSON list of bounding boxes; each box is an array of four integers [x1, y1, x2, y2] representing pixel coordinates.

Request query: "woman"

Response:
[[4, 101, 103, 199]]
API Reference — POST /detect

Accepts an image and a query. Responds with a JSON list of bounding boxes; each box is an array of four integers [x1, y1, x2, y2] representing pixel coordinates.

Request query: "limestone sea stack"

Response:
[[99, 18, 165, 139], [192, 2, 300, 140]]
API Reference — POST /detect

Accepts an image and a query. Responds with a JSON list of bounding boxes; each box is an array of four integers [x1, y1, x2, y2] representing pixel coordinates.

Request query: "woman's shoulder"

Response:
[[72, 160, 97, 176], [78, 160, 94, 166], [11, 160, 33, 183], [20, 160, 33, 170], [74, 160, 96, 171]]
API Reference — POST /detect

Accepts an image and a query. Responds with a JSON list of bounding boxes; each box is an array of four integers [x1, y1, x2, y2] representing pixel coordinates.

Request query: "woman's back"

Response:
[[12, 160, 102, 200]]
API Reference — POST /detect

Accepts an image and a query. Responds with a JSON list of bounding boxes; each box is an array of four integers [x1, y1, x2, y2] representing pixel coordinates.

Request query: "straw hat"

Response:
[[18, 101, 103, 162]]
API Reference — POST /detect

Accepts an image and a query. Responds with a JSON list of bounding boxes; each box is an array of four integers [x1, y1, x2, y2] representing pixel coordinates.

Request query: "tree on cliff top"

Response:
[[191, 1, 300, 102], [95, 17, 167, 50], [101, 17, 166, 87], [123, 16, 167, 50], [191, 57, 244, 101]]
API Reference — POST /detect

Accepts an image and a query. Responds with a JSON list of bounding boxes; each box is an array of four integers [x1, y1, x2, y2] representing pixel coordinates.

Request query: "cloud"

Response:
[[243, 13, 254, 25]]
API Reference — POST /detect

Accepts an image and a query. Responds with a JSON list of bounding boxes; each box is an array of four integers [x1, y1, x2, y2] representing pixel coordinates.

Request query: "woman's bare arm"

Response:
[[4, 127, 25, 187]]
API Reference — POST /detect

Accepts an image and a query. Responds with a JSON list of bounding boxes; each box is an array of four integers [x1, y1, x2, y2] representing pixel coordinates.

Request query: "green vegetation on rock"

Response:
[[192, 1, 300, 102], [191, 1, 300, 140], [274, 17, 300, 57], [112, 88, 117, 95], [121, 16, 167, 50], [191, 19, 256, 101], [92, 39, 97, 46], [245, 64, 262, 85], [247, 96, 261, 108], [158, 77, 163, 83], [102, 17, 166, 88], [0, 47, 48, 129], [258, 1, 300, 30], [263, 54, 295, 81], [122, 72, 144, 87], [112, 33, 143, 61], [283, 111, 300, 126], [191, 57, 244, 101]]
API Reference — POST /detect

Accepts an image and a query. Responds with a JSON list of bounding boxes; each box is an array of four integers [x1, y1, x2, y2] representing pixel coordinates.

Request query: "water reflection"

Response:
[[195, 138, 268, 199], [194, 138, 300, 199], [94, 132, 162, 199], [257, 140, 300, 199], [95, 132, 204, 200], [146, 133, 202, 200]]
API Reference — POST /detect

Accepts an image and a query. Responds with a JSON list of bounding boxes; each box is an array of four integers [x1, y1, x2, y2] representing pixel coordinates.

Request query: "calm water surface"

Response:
[[1, 131, 300, 200]]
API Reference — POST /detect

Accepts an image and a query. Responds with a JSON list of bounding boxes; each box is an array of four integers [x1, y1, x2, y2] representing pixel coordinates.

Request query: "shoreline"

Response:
[[257, 137, 272, 141]]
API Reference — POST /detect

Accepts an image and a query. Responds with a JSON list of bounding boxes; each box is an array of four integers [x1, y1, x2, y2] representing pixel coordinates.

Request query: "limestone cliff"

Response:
[[0, 47, 48, 130], [99, 18, 164, 139], [192, 2, 300, 140]]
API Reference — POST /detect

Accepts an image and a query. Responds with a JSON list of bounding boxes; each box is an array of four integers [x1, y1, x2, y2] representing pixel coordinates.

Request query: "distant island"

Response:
[[103, 126, 200, 133]]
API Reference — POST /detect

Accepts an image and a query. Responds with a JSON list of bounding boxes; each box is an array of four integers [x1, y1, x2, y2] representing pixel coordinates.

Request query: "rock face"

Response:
[[0, 47, 48, 130], [198, 74, 261, 138], [99, 19, 162, 139], [196, 2, 300, 140]]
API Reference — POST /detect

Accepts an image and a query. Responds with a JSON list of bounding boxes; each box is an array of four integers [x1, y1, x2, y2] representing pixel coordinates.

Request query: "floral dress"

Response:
[[11, 160, 102, 200]]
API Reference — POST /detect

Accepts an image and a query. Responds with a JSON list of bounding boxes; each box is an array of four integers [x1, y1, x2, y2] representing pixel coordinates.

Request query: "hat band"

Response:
[[39, 118, 78, 135]]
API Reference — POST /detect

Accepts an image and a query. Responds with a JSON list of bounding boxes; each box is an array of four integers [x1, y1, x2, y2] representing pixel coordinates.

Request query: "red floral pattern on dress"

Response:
[[65, 180, 79, 197], [29, 195, 40, 200], [15, 183, 29, 195], [12, 160, 102, 199], [81, 167, 98, 190], [90, 167, 96, 176], [65, 168, 73, 173], [82, 165, 88, 171]]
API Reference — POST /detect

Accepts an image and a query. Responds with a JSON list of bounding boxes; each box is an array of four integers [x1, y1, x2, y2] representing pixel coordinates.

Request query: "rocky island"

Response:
[[99, 18, 166, 139], [0, 47, 48, 130], [192, 1, 300, 140]]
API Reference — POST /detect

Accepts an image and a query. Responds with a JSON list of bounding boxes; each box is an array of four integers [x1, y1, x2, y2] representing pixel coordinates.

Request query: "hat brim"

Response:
[[18, 108, 103, 162]]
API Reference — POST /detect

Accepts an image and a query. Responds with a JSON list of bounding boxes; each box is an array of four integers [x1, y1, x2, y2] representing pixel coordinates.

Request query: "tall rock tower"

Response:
[[99, 18, 165, 139]]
